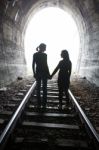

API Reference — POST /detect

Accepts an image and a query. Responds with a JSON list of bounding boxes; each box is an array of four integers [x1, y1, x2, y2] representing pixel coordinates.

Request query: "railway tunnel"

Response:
[[0, 0, 99, 88], [0, 1, 99, 149]]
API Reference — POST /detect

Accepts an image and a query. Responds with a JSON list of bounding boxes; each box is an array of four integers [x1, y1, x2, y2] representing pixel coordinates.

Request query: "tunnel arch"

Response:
[[0, 0, 99, 87]]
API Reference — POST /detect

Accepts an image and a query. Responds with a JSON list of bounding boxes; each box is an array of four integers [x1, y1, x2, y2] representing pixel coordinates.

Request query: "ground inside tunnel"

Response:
[[0, 75, 99, 134]]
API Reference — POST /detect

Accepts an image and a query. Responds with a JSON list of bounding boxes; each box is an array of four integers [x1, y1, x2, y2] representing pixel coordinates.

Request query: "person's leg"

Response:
[[58, 87, 63, 109], [65, 88, 69, 105], [36, 78, 41, 108], [42, 78, 47, 108], [58, 79, 63, 110]]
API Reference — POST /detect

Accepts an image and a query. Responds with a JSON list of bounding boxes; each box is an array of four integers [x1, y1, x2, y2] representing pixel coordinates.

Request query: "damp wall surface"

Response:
[[0, 0, 26, 87]]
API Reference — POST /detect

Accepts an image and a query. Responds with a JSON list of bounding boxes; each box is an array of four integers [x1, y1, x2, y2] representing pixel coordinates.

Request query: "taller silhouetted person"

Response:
[[32, 43, 50, 110], [51, 50, 72, 110]]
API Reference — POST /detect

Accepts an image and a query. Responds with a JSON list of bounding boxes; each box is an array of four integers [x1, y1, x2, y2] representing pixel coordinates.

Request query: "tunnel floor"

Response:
[[0, 75, 99, 134]]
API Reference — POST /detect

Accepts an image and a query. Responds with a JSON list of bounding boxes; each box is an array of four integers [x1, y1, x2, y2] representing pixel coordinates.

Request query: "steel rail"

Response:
[[0, 81, 36, 149], [69, 89, 99, 146]]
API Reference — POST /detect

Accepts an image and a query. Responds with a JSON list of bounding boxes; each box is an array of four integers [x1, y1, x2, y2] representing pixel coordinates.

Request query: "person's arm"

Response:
[[46, 55, 51, 78], [68, 61, 72, 79], [32, 54, 36, 78], [51, 62, 60, 78]]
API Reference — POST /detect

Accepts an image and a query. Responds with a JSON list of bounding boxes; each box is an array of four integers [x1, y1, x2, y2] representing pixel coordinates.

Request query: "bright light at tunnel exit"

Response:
[[24, 7, 80, 75]]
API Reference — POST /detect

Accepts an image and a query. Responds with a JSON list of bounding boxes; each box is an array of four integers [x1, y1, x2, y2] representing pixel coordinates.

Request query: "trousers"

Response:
[[36, 77, 47, 107]]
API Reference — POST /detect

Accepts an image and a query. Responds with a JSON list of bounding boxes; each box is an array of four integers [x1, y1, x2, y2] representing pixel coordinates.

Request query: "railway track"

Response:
[[0, 79, 99, 150]]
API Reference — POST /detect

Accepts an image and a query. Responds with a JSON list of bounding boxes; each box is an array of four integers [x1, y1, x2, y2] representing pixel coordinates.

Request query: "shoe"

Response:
[[42, 104, 46, 111], [66, 101, 69, 106], [58, 105, 62, 110], [36, 105, 41, 111]]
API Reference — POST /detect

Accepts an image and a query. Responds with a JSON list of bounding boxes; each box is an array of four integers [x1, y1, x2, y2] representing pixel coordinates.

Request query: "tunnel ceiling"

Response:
[[0, 0, 99, 87]]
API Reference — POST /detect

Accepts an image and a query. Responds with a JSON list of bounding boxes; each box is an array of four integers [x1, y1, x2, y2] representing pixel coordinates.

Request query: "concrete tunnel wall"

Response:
[[0, 0, 99, 87]]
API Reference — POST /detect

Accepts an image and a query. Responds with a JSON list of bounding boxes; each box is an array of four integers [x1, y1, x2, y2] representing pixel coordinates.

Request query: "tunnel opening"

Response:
[[24, 7, 80, 75]]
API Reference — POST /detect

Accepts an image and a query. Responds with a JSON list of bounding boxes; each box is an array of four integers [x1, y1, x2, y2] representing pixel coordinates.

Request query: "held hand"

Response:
[[47, 75, 52, 80], [50, 75, 53, 79], [47, 75, 51, 80]]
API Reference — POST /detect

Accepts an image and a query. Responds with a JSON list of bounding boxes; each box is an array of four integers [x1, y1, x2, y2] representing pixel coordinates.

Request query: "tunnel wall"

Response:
[[0, 0, 26, 87], [75, 0, 99, 86]]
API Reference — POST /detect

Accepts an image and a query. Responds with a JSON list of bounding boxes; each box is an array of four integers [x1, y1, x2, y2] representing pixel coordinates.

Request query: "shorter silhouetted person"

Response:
[[51, 50, 72, 110], [32, 43, 50, 109]]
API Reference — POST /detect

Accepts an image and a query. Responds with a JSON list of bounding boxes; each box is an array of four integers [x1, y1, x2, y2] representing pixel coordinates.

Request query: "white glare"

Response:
[[24, 7, 80, 75]]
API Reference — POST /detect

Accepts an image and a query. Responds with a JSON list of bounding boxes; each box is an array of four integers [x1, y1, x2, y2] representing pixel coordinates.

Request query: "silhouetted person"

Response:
[[51, 50, 72, 110], [32, 43, 50, 109]]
